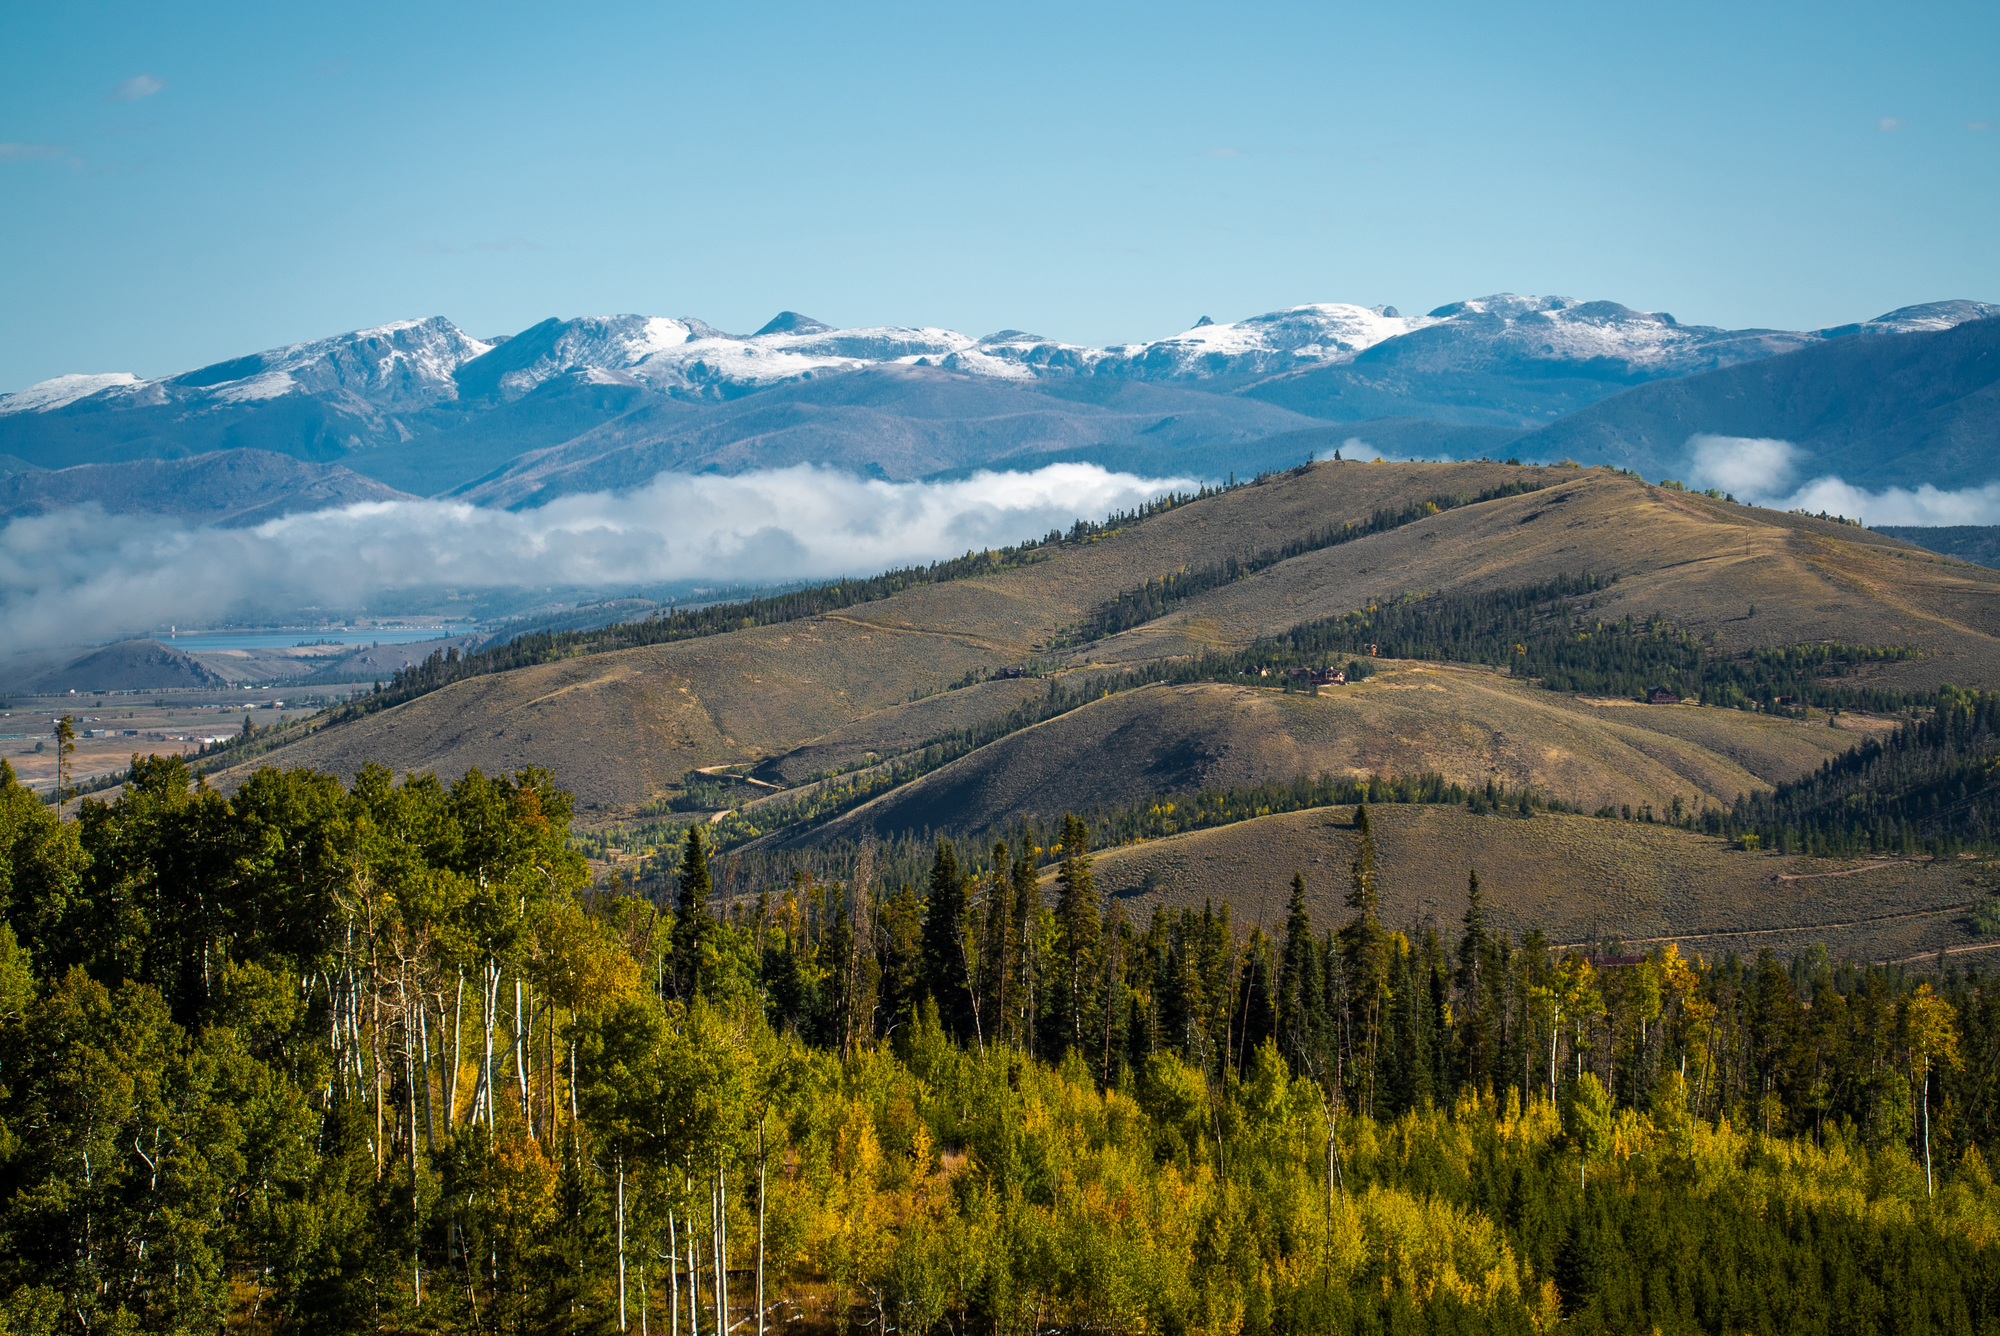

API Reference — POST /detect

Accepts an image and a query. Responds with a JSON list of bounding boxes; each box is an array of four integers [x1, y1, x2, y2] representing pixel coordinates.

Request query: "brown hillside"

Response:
[[210, 462, 1998, 812], [1079, 467, 2000, 694], [788, 664, 1883, 845], [1069, 804, 1985, 965]]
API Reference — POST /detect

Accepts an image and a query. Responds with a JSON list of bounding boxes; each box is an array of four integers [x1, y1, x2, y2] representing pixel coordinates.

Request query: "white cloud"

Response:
[[1767, 477, 2000, 527], [0, 142, 64, 162], [1684, 432, 2000, 525], [1687, 434, 1798, 497], [104, 73, 165, 103], [0, 463, 1192, 650], [1336, 436, 1386, 461], [1878, 117, 1903, 133]]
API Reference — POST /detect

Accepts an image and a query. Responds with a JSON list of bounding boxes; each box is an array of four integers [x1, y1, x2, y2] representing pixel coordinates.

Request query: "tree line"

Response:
[[9, 757, 2000, 1333], [1049, 480, 1551, 648]]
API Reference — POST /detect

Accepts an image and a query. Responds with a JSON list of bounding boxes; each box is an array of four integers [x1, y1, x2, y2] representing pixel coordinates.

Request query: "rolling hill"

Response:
[[787, 667, 1884, 846], [1067, 803, 1982, 966], [205, 461, 2000, 814]]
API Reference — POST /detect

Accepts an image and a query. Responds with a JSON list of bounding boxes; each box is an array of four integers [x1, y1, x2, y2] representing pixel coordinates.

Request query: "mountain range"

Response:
[[4, 294, 1995, 510]]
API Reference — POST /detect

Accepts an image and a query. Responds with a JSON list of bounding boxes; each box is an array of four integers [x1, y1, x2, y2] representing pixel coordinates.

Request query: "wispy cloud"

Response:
[[104, 74, 165, 103], [1685, 433, 2000, 526], [1774, 478, 2000, 527], [1687, 434, 1797, 496], [1877, 117, 1904, 133], [1203, 147, 1245, 157], [0, 464, 1191, 649], [0, 142, 64, 162], [1969, 121, 1993, 131]]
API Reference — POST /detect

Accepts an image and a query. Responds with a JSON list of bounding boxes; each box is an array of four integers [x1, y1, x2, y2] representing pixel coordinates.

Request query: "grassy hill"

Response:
[[210, 460, 2000, 823], [1079, 464, 2000, 695], [1069, 803, 1986, 964], [791, 666, 1884, 845]]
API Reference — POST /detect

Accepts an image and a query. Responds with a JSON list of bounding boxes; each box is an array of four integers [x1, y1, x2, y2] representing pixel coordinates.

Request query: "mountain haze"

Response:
[[8, 295, 1992, 504]]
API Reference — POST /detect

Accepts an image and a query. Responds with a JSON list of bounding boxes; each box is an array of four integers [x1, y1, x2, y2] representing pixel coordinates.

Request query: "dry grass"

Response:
[[799, 663, 1883, 844], [1079, 469, 2000, 695], [212, 462, 2000, 816], [1071, 803, 1987, 964]]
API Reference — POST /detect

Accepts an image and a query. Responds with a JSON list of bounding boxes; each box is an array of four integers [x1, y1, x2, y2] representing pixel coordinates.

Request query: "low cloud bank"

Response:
[[1684, 435, 2000, 527], [0, 463, 1192, 651]]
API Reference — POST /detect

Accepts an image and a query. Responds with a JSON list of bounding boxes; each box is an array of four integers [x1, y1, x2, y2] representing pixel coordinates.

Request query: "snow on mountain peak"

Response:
[[0, 372, 145, 415]]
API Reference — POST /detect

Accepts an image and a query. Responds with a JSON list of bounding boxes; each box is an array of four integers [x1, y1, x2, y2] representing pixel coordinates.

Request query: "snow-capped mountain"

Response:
[[452, 312, 981, 402], [9, 295, 1995, 418], [0, 317, 490, 417], [4, 293, 1995, 501]]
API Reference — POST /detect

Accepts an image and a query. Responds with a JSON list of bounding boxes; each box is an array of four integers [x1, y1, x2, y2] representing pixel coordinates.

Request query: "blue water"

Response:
[[136, 627, 477, 652]]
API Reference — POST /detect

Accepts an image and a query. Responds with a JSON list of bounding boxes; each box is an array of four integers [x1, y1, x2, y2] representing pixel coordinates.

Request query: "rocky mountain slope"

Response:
[[1505, 315, 2000, 488], [10, 296, 1991, 498], [0, 449, 413, 525]]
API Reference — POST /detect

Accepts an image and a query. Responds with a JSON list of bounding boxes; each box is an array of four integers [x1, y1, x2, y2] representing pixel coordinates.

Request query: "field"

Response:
[[1069, 802, 1990, 965], [2, 689, 325, 794]]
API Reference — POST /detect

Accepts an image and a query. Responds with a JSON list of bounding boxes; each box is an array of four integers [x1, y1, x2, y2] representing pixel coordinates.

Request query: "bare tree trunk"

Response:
[[689, 1182, 702, 1336], [716, 1161, 729, 1336], [448, 971, 465, 1126], [515, 975, 532, 1130], [618, 1153, 629, 1331], [756, 1118, 767, 1336], [478, 957, 501, 1128], [418, 999, 437, 1151], [668, 1209, 680, 1336], [1924, 1066, 1935, 1195], [407, 994, 423, 1307]]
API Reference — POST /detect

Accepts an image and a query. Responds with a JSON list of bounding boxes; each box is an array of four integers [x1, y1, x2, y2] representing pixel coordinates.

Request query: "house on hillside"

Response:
[[1646, 686, 1681, 705]]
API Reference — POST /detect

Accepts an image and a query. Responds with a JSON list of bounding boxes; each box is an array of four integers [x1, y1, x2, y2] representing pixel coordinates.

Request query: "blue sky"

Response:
[[2, 0, 1994, 391]]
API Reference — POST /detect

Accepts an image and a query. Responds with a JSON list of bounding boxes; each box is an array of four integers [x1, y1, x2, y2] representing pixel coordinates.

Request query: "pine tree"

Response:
[[842, 840, 877, 1057], [1055, 813, 1101, 1060], [919, 840, 973, 1041], [1337, 805, 1389, 1115], [1011, 842, 1040, 1053], [671, 826, 715, 998], [981, 840, 1014, 1051], [1277, 872, 1319, 1071], [1456, 868, 1493, 1089]]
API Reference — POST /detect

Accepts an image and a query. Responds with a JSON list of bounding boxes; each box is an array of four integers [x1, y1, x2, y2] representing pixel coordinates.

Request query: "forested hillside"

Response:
[[5, 758, 2000, 1334]]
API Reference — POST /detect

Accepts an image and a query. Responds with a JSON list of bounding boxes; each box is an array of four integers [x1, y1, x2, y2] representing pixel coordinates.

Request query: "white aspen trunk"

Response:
[[418, 999, 437, 1150], [618, 1154, 629, 1332], [479, 957, 500, 1128], [407, 997, 422, 1306], [715, 1165, 728, 1336], [690, 1195, 702, 1336], [669, 1209, 679, 1336], [449, 971, 465, 1126], [756, 1119, 766, 1336], [1549, 1006, 1560, 1104], [1924, 1066, 1934, 1195], [515, 975, 531, 1129]]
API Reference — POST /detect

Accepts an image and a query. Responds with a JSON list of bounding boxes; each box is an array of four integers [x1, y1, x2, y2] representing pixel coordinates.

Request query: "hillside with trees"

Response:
[[5, 758, 2000, 1333]]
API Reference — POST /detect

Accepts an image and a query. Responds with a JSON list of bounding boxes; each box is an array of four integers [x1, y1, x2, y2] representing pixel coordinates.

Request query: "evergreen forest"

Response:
[[5, 757, 2000, 1334]]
